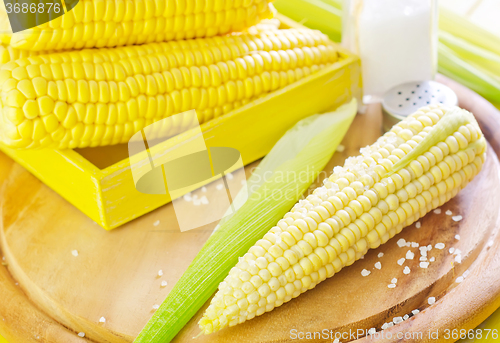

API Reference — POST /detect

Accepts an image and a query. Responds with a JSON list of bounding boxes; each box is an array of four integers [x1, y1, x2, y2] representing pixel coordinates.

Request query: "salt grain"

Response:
[[406, 250, 414, 260], [378, 252, 384, 258], [333, 339, 340, 343], [78, 332, 85, 338], [183, 193, 192, 202], [397, 258, 405, 266], [412, 309, 420, 315], [226, 173, 234, 180], [446, 210, 453, 216], [411, 242, 419, 248], [361, 269, 371, 277], [403, 266, 411, 275], [427, 244, 433, 251], [99, 317, 106, 323], [388, 283, 396, 288], [71, 250, 79, 257], [403, 314, 409, 321], [452, 215, 463, 222], [152, 304, 160, 310], [375, 262, 382, 270], [420, 262, 429, 269], [435, 243, 445, 250], [428, 297, 436, 305], [415, 222, 421, 229], [336, 144, 346, 152], [434, 208, 442, 214], [201, 187, 207, 192], [397, 238, 406, 248], [420, 256, 427, 261], [455, 235, 461, 240], [368, 328, 376, 335], [456, 276, 464, 283], [488, 240, 494, 248], [455, 255, 462, 264], [200, 196, 209, 205], [393, 316, 403, 324], [158, 270, 163, 277], [161, 281, 168, 287], [430, 257, 435, 262], [216, 184, 224, 190], [391, 278, 398, 284], [381, 323, 390, 330], [153, 220, 160, 227], [449, 247, 455, 254]]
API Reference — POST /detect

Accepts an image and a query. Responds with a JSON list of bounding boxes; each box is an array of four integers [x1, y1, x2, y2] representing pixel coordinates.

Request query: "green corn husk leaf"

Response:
[[273, 0, 342, 42], [134, 99, 357, 343], [439, 9, 500, 57], [438, 44, 500, 103]]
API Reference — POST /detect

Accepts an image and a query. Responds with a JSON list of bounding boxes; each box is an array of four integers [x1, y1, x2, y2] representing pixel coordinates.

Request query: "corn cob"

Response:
[[0, 28, 338, 149], [199, 104, 487, 334], [0, 0, 275, 51]]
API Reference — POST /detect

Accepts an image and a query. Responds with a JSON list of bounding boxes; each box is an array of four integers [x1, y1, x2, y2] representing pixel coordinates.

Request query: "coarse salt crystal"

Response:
[[446, 210, 453, 216], [99, 317, 106, 323], [456, 276, 464, 283], [375, 262, 382, 270], [455, 235, 461, 240], [427, 244, 432, 251], [391, 278, 398, 284], [455, 255, 462, 264], [336, 144, 345, 152], [158, 270, 163, 277], [403, 266, 411, 275], [361, 269, 371, 277], [406, 250, 414, 260], [452, 215, 463, 222], [405, 242, 412, 247], [415, 222, 421, 229], [393, 317, 403, 324], [435, 243, 445, 250], [411, 242, 419, 248], [420, 262, 429, 269], [333, 339, 340, 343], [216, 184, 224, 190], [463, 270, 471, 278], [200, 196, 209, 205], [428, 297, 436, 305], [388, 283, 396, 288], [403, 314, 409, 321], [78, 332, 85, 338], [488, 240, 494, 248], [397, 258, 405, 266], [378, 252, 384, 258], [430, 257, 435, 262], [152, 304, 160, 310], [226, 173, 234, 180], [434, 208, 442, 214], [412, 309, 420, 315], [153, 220, 160, 227], [449, 247, 455, 254], [381, 323, 390, 330], [420, 256, 427, 261], [183, 193, 192, 202], [201, 187, 207, 192], [161, 281, 168, 287], [397, 238, 406, 248], [368, 328, 376, 335], [71, 250, 78, 257]]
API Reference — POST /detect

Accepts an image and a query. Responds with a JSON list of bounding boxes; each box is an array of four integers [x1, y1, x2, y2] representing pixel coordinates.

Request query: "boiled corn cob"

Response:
[[0, 0, 275, 51], [199, 104, 487, 334], [0, 28, 338, 149]]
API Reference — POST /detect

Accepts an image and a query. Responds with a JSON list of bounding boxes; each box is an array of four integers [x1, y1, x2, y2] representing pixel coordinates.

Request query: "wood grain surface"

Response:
[[0, 76, 499, 343]]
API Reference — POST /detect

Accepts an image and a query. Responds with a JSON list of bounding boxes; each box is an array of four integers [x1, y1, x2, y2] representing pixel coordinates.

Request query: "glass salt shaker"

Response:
[[342, 0, 438, 103]]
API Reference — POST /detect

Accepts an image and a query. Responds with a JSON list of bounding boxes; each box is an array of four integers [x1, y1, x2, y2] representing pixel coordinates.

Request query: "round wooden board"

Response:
[[0, 76, 500, 343]]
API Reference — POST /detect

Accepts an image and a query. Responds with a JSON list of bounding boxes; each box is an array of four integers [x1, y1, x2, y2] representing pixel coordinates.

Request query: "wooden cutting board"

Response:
[[0, 76, 500, 343]]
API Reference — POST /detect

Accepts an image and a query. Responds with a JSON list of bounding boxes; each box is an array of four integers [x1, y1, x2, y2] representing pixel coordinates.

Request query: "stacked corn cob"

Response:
[[199, 104, 486, 333], [0, 1, 341, 150]]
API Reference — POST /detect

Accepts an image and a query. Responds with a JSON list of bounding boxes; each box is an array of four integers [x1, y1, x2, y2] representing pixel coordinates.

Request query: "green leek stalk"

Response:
[[134, 99, 357, 343]]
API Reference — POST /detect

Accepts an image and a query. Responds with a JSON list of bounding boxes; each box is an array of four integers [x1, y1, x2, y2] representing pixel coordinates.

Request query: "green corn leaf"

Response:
[[134, 99, 357, 343]]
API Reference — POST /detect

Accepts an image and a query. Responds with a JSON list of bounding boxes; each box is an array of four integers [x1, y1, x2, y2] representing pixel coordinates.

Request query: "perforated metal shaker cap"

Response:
[[382, 81, 458, 132]]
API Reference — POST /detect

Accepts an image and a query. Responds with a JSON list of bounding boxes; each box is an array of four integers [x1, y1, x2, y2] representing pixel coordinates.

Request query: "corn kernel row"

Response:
[[199, 105, 487, 334], [1, 0, 274, 51], [0, 29, 339, 149]]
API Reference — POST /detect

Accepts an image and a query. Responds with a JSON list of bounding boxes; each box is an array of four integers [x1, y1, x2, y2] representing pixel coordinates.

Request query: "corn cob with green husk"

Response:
[[199, 104, 487, 334], [0, 27, 338, 149], [0, 0, 275, 51]]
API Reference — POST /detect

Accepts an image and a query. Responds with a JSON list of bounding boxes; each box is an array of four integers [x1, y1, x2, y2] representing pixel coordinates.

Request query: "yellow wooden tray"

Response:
[[0, 15, 361, 230]]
